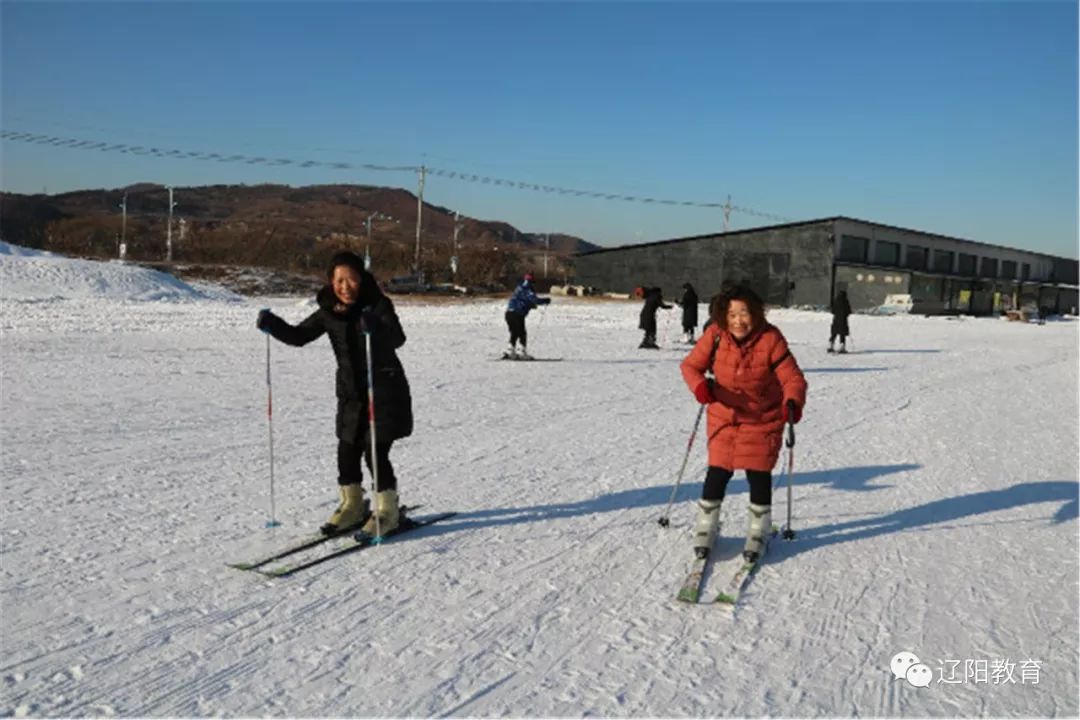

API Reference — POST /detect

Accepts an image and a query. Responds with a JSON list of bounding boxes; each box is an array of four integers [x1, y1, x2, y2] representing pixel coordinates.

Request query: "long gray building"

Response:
[[573, 216, 1079, 316]]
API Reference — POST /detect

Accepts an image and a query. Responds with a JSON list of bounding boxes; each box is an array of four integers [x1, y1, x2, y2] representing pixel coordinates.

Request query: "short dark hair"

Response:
[[710, 284, 766, 331], [327, 251, 365, 279]]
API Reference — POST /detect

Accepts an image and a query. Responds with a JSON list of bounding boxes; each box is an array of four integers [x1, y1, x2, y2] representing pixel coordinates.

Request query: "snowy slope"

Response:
[[0, 241, 242, 304], [1, 248, 1077, 717]]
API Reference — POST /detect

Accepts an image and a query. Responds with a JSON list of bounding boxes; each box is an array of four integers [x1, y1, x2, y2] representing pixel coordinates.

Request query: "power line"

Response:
[[0, 130, 414, 173], [424, 166, 790, 221], [0, 129, 793, 223]]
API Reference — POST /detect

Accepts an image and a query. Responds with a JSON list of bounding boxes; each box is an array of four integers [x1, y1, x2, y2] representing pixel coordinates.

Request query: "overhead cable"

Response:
[[1, 129, 792, 222]]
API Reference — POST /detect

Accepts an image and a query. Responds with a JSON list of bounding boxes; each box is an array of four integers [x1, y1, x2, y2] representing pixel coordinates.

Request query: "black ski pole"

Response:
[[658, 403, 706, 528], [782, 400, 797, 540]]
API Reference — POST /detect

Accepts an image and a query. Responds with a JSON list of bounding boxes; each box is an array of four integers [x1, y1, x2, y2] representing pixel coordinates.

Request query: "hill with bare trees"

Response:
[[0, 183, 598, 288]]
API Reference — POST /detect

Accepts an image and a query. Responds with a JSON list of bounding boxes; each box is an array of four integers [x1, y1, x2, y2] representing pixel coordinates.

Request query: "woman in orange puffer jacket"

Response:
[[680, 285, 807, 563]]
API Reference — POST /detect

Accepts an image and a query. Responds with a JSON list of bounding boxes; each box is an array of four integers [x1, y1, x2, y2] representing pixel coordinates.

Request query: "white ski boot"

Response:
[[692, 498, 722, 559], [517, 347, 534, 361], [321, 484, 370, 535], [502, 343, 517, 360], [742, 502, 772, 563], [361, 489, 400, 536]]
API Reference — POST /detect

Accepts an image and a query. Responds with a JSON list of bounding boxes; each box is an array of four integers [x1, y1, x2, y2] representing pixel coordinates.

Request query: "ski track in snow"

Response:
[[1, 256, 1077, 717]]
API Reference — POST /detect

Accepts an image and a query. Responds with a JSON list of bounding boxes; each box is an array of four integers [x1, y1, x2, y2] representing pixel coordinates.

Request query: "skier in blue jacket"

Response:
[[503, 273, 551, 360]]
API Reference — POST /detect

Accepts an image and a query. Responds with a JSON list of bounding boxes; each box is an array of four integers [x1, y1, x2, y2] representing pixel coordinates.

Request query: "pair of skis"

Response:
[[227, 509, 457, 578], [494, 355, 563, 362], [676, 526, 779, 606]]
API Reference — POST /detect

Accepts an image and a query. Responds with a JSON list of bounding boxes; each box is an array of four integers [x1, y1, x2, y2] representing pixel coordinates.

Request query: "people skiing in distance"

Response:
[[256, 251, 413, 537], [503, 272, 551, 360], [829, 290, 853, 354], [677, 282, 699, 344], [638, 286, 672, 349], [680, 284, 808, 563]]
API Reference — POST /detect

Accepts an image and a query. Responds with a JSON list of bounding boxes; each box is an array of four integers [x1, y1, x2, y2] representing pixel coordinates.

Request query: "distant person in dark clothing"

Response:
[[829, 290, 852, 353], [677, 283, 699, 343], [503, 273, 551, 360], [639, 286, 672, 349]]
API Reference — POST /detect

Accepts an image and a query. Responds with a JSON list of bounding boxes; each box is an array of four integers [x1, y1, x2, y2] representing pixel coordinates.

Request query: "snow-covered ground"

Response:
[[2, 246, 1077, 717]]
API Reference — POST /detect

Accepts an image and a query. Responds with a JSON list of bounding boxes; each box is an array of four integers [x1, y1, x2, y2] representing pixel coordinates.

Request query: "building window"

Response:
[[905, 245, 928, 271], [980, 257, 999, 278], [874, 241, 900, 266], [931, 249, 954, 273], [1000, 260, 1017, 280], [1021, 263, 1031, 281], [838, 235, 869, 263], [958, 253, 978, 276]]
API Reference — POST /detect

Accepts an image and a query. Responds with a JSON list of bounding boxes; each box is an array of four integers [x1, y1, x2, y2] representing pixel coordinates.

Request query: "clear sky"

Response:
[[2, 1, 1077, 257]]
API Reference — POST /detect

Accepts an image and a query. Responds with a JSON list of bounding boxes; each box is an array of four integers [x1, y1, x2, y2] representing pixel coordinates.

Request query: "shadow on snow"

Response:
[[804, 367, 890, 374], [413, 470, 1077, 563], [418, 463, 922, 537], [769, 480, 1079, 562], [847, 348, 943, 354]]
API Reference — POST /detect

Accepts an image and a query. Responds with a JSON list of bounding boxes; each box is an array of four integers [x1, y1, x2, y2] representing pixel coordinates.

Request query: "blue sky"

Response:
[[2, 1, 1077, 257]]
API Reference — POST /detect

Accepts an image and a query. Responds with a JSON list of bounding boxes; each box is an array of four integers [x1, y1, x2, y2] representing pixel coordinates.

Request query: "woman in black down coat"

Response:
[[678, 282, 699, 343], [829, 290, 852, 353], [257, 251, 413, 536], [638, 287, 672, 349]]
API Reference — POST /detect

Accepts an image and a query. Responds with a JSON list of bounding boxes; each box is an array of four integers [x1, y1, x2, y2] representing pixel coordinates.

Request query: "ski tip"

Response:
[[226, 562, 256, 571], [676, 590, 700, 603], [715, 593, 736, 604]]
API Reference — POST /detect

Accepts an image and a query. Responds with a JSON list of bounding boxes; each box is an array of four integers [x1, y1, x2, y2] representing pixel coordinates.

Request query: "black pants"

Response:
[[505, 311, 527, 346], [829, 330, 848, 344], [338, 439, 397, 491], [702, 466, 772, 506]]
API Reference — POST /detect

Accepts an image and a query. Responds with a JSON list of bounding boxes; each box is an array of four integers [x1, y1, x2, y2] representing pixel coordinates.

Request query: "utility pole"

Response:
[[414, 165, 426, 276], [722, 194, 732, 232], [365, 213, 374, 270], [543, 233, 550, 278], [118, 192, 128, 260], [165, 186, 177, 262], [451, 211, 461, 281]]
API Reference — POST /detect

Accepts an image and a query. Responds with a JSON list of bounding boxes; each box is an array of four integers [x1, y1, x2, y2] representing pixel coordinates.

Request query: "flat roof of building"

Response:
[[577, 215, 1078, 265]]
